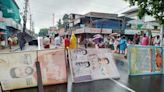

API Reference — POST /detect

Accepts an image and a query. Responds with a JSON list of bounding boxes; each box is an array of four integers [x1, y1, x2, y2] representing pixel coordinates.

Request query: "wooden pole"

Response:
[[36, 51, 44, 92], [66, 48, 73, 92]]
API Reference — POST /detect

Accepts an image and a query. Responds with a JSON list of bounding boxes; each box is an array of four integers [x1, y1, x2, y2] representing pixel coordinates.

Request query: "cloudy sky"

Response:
[[15, 0, 130, 33]]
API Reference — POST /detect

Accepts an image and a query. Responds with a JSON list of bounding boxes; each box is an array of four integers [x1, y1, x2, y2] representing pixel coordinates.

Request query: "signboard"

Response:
[[74, 28, 112, 34], [124, 29, 141, 35], [69, 48, 120, 83], [0, 49, 67, 90], [128, 45, 163, 75]]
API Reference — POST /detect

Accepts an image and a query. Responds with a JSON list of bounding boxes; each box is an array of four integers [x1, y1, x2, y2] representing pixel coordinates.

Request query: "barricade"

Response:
[[128, 45, 164, 76], [0, 48, 120, 91]]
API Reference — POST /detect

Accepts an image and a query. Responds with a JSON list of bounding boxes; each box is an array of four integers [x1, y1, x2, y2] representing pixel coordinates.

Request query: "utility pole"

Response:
[[30, 14, 32, 31], [23, 0, 29, 32], [52, 13, 55, 27]]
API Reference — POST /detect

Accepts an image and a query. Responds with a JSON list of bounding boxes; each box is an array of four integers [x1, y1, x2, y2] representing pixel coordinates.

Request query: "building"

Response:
[[0, 0, 22, 47], [68, 12, 129, 34], [122, 8, 160, 38]]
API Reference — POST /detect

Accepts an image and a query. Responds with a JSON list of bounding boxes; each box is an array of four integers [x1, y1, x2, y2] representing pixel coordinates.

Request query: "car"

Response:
[[28, 39, 38, 46]]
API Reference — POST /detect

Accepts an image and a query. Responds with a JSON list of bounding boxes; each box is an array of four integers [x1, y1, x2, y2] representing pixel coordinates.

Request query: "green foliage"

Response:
[[125, 0, 164, 24], [62, 14, 69, 22], [62, 14, 69, 30], [57, 19, 63, 30], [38, 28, 48, 37]]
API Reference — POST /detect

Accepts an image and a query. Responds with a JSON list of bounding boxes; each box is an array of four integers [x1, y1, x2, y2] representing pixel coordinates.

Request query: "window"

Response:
[[154, 26, 158, 30]]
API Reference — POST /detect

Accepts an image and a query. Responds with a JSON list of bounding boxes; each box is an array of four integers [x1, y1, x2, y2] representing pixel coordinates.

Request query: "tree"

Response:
[[62, 14, 69, 31], [125, 0, 164, 46], [38, 28, 48, 37], [57, 19, 63, 30]]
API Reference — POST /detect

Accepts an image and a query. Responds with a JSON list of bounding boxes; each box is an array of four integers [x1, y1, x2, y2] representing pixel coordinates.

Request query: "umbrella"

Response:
[[92, 37, 102, 41], [0, 32, 6, 35], [109, 33, 118, 36], [93, 34, 103, 38]]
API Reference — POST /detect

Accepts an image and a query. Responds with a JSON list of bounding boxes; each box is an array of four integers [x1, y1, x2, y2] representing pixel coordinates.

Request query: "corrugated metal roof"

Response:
[[85, 12, 118, 19]]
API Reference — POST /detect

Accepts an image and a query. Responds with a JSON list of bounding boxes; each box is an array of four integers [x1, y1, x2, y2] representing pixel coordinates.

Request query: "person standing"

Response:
[[109, 38, 114, 50], [133, 34, 140, 44], [153, 35, 160, 46], [43, 35, 50, 49], [119, 36, 127, 54], [54, 34, 61, 48], [113, 37, 119, 53], [64, 35, 70, 48], [141, 34, 149, 46], [8, 36, 13, 49]]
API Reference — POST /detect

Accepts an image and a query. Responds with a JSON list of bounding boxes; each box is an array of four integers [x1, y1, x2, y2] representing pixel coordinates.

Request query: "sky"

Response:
[[15, 0, 130, 33]]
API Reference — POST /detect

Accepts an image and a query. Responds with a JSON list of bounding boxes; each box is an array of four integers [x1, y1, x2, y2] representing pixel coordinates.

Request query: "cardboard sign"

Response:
[[128, 45, 163, 75], [38, 49, 67, 85], [0, 49, 67, 90], [0, 51, 37, 90], [69, 48, 120, 83]]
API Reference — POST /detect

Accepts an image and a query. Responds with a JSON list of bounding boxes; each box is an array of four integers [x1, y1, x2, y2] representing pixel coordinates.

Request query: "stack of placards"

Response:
[[69, 48, 120, 83]]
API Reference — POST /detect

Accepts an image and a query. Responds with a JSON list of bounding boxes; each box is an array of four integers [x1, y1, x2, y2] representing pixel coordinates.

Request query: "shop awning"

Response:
[[0, 32, 7, 35]]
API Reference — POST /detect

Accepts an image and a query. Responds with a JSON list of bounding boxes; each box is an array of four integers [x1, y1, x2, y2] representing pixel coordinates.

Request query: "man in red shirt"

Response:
[[64, 35, 70, 48]]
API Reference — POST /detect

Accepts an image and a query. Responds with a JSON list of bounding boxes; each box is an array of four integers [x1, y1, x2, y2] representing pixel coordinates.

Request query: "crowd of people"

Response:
[[84, 32, 162, 55]]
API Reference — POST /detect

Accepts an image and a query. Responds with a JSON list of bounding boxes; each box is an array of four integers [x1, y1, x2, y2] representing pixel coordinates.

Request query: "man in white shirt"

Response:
[[54, 34, 61, 48], [43, 36, 50, 49]]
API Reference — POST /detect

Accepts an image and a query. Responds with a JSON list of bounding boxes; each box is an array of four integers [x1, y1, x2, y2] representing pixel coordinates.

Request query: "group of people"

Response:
[[8, 35, 18, 46], [104, 36, 127, 54], [133, 33, 161, 46], [43, 34, 62, 49]]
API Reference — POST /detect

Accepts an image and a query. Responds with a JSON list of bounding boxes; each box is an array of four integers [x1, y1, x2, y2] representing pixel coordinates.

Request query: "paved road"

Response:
[[2, 54, 164, 92]]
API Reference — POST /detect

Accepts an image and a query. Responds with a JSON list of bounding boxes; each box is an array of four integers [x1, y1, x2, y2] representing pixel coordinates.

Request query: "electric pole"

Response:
[[30, 14, 32, 31], [53, 13, 55, 27], [23, 0, 29, 32]]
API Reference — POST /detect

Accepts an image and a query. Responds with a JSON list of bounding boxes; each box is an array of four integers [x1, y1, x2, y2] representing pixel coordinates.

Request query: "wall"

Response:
[[94, 19, 122, 30]]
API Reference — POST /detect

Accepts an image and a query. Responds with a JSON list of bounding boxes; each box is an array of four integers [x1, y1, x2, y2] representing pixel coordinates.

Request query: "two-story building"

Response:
[[68, 12, 130, 35], [122, 8, 160, 39]]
